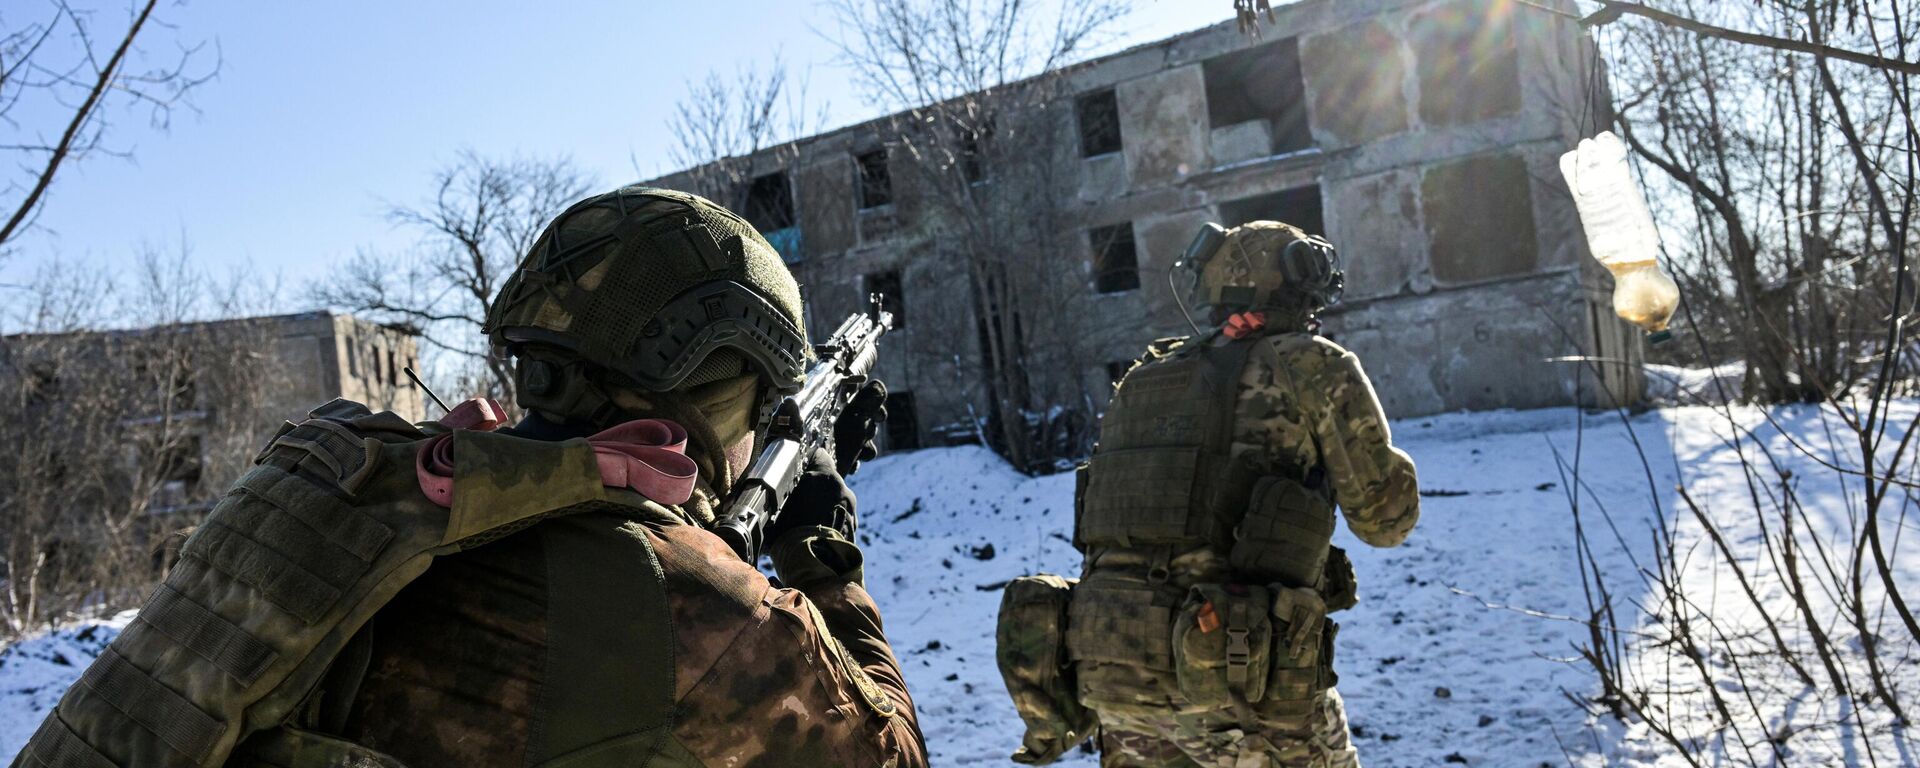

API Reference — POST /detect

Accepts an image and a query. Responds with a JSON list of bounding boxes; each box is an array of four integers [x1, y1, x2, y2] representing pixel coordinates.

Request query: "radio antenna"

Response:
[[403, 366, 451, 414]]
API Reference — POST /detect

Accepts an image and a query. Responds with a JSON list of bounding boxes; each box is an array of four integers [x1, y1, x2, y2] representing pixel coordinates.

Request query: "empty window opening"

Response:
[[744, 171, 796, 232], [866, 269, 905, 328], [1203, 38, 1313, 155], [959, 122, 992, 184], [856, 150, 892, 209], [1077, 89, 1123, 158], [159, 435, 204, 485], [884, 391, 921, 450], [1217, 185, 1325, 239], [1089, 223, 1141, 294]]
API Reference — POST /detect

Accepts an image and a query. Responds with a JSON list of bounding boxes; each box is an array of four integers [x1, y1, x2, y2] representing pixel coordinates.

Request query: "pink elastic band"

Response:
[[415, 418, 698, 508], [586, 419, 699, 506], [438, 398, 508, 431]]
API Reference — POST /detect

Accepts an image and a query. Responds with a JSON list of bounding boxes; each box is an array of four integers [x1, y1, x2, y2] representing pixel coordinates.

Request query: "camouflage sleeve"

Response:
[[1306, 344, 1420, 548], [772, 527, 929, 765]]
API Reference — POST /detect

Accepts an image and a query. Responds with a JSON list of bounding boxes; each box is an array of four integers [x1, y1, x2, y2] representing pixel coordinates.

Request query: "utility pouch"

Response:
[[997, 574, 1097, 765], [1264, 586, 1331, 710], [1229, 476, 1335, 588], [1172, 583, 1274, 706], [1066, 578, 1182, 716], [1322, 545, 1358, 612]]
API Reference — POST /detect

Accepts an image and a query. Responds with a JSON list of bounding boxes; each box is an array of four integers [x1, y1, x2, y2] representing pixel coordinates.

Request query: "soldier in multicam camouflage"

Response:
[[11, 186, 924, 768], [1066, 220, 1418, 768]]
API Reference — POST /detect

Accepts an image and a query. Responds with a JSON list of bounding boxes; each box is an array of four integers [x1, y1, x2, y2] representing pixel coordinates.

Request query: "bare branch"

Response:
[[1586, 1, 1920, 74]]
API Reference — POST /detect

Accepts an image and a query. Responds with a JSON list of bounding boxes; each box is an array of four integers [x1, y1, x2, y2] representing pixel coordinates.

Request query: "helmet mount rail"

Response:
[[500, 280, 809, 396]]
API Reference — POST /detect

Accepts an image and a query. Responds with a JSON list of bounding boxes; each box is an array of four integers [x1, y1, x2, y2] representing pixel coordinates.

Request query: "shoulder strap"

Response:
[[1198, 338, 1260, 545], [527, 510, 675, 767]]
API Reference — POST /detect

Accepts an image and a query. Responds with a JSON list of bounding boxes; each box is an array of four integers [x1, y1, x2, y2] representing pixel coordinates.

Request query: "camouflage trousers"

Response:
[[1095, 689, 1360, 768]]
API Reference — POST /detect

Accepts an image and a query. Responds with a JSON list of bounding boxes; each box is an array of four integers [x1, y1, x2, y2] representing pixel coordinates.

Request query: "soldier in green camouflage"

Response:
[[337, 186, 927, 767], [13, 187, 925, 768], [1060, 220, 1418, 768]]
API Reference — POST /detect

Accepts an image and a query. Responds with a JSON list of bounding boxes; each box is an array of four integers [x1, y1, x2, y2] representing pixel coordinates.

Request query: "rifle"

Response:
[[714, 303, 892, 561]]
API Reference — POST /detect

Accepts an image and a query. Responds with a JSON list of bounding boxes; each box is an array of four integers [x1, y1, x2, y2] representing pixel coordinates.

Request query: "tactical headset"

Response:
[[1170, 222, 1345, 334]]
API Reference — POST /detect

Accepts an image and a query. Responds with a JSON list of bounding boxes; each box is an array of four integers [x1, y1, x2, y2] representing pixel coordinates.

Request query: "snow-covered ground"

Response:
[[1644, 362, 1745, 405], [5, 403, 1915, 766], [0, 609, 130, 752]]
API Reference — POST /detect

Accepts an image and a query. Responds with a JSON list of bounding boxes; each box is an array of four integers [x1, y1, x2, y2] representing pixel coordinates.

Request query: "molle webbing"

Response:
[[1228, 476, 1337, 590], [1077, 340, 1256, 549], [132, 586, 277, 687], [13, 401, 638, 768], [1065, 581, 1180, 670]]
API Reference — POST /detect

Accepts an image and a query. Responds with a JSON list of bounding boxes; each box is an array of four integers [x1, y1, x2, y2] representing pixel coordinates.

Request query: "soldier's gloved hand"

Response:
[[833, 378, 889, 476], [767, 449, 866, 588], [770, 448, 856, 541]]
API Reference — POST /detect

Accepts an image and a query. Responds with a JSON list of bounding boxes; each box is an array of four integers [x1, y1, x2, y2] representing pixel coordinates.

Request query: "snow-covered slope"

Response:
[[0, 611, 131, 751], [851, 411, 1619, 767], [854, 404, 1917, 766], [5, 404, 1912, 766]]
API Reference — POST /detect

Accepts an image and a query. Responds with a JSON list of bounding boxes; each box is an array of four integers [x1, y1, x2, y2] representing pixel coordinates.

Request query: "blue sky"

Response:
[[5, 1, 1211, 293]]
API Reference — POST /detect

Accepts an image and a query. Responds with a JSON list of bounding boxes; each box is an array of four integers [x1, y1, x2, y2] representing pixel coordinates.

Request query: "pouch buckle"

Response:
[[1225, 627, 1252, 687], [1225, 628, 1251, 666]]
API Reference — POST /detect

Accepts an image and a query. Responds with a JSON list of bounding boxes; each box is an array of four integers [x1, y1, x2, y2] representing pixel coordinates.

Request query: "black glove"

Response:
[[833, 378, 889, 476], [767, 448, 857, 544]]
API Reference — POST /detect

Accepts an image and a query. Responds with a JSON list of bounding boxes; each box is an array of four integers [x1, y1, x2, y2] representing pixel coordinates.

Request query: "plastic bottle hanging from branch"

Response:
[[1559, 131, 1680, 344]]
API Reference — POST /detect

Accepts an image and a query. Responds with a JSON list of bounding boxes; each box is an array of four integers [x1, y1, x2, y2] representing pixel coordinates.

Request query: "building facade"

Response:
[[650, 0, 1643, 453], [1, 311, 422, 518], [270, 311, 426, 426]]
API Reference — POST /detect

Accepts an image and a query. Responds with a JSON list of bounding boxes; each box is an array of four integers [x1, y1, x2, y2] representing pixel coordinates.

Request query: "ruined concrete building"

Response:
[[269, 312, 426, 424], [1, 311, 421, 516], [650, 0, 1642, 455]]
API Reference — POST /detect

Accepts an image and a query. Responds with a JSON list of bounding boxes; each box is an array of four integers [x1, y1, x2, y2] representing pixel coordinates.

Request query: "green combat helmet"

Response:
[[483, 185, 811, 426], [1173, 220, 1343, 329]]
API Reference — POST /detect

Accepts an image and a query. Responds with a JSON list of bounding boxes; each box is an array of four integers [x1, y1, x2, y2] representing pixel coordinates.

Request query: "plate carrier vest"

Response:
[[1077, 336, 1334, 590], [14, 400, 679, 768]]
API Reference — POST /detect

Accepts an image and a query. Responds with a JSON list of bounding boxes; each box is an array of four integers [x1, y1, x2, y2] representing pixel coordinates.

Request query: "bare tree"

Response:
[[312, 151, 594, 405], [823, 0, 1131, 471], [0, 247, 288, 637], [0, 0, 218, 256], [1605, 0, 1914, 403], [1526, 1, 1920, 762], [664, 55, 828, 213]]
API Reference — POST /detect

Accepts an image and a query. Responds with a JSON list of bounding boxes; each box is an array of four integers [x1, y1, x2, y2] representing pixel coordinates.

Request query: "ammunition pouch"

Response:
[[1067, 574, 1337, 720], [996, 575, 1096, 765], [1172, 584, 1273, 706], [1228, 475, 1335, 589], [1064, 577, 1184, 718], [1261, 586, 1334, 714]]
